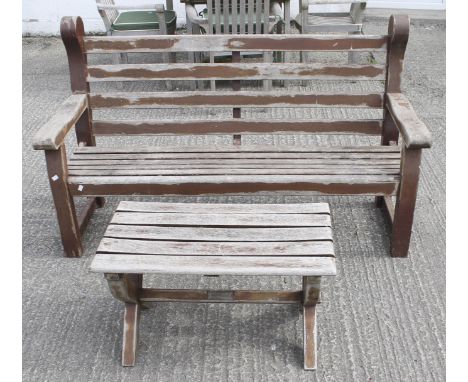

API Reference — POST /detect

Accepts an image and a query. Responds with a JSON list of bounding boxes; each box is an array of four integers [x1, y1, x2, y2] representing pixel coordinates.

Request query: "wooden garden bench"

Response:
[[32, 15, 431, 259], [90, 201, 337, 369]]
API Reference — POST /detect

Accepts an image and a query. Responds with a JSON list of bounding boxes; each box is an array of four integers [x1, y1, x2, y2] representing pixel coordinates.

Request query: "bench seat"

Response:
[[68, 145, 401, 196]]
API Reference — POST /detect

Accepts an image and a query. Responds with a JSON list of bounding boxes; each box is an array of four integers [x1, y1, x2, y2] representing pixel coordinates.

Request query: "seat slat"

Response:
[[97, 238, 334, 256], [68, 159, 401, 166], [115, 201, 331, 214], [109, 211, 331, 226], [84, 34, 388, 53], [104, 225, 333, 242], [91, 119, 383, 136], [70, 152, 400, 160], [73, 145, 401, 154], [89, 91, 385, 109], [87, 63, 386, 82], [68, 168, 401, 176], [90, 254, 337, 276]]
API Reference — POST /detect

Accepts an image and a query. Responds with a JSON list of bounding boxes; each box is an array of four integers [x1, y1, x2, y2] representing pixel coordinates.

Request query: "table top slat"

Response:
[[91, 254, 337, 276], [110, 211, 332, 227], [97, 238, 335, 257], [104, 225, 333, 242], [116, 201, 330, 214]]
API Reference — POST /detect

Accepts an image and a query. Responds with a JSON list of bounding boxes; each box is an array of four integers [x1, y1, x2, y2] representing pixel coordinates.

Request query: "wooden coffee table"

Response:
[[91, 201, 336, 370]]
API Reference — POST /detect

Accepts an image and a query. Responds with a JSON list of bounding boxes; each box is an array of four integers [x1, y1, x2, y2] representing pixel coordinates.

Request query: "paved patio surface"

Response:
[[22, 18, 445, 382]]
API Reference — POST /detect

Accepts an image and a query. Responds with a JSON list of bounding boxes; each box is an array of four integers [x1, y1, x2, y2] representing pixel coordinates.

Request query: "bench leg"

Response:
[[122, 302, 141, 367], [105, 273, 142, 366], [45, 147, 82, 258], [303, 276, 321, 370], [391, 148, 422, 258], [303, 305, 317, 370]]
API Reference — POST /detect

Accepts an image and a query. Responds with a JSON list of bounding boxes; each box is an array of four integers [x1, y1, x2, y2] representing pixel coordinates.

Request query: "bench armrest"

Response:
[[32, 94, 88, 150], [386, 93, 432, 149]]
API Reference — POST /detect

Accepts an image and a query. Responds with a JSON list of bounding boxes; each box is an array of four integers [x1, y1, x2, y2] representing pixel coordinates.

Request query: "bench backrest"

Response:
[[60, 15, 409, 140]]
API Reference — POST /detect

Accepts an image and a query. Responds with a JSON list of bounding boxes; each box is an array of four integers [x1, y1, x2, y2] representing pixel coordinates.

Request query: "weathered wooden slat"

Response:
[[87, 63, 386, 82], [255, 0, 261, 33], [116, 201, 330, 214], [68, 160, 401, 169], [90, 254, 338, 276], [68, 182, 399, 196], [92, 119, 383, 136], [139, 289, 302, 304], [239, 0, 246, 33], [232, 0, 238, 33], [105, 225, 333, 242], [247, 0, 254, 33], [206, 0, 214, 34], [71, 174, 398, 186], [97, 238, 335, 256], [73, 145, 401, 154], [70, 151, 399, 160], [223, 0, 229, 33], [68, 168, 401, 176], [84, 34, 389, 53], [89, 91, 385, 109], [69, 178, 399, 197], [263, 0, 270, 33], [109, 211, 331, 227]]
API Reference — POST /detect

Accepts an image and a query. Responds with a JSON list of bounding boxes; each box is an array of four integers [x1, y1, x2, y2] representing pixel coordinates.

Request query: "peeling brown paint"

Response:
[[90, 93, 384, 109], [88, 65, 259, 80], [84, 35, 388, 53], [69, 181, 398, 197], [85, 38, 176, 52]]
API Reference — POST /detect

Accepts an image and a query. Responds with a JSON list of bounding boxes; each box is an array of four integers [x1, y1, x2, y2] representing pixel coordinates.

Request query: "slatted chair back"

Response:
[[96, 0, 119, 31], [206, 0, 272, 34], [299, 0, 366, 34], [63, 15, 408, 141]]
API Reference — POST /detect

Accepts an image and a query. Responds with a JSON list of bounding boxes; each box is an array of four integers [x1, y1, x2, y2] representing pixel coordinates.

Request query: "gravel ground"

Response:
[[22, 18, 445, 382]]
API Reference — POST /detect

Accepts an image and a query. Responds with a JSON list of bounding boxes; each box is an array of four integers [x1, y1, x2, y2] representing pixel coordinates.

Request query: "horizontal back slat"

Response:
[[92, 119, 383, 136], [90, 91, 384, 109], [84, 34, 389, 53], [87, 63, 386, 82]]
